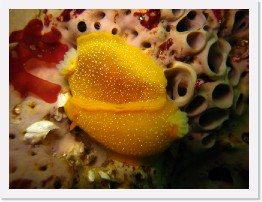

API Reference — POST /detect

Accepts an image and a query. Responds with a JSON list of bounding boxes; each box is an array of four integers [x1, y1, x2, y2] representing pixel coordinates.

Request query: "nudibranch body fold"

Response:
[[58, 32, 188, 157]]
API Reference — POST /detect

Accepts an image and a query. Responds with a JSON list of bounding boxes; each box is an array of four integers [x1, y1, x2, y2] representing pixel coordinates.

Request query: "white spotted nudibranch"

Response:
[[58, 32, 188, 157]]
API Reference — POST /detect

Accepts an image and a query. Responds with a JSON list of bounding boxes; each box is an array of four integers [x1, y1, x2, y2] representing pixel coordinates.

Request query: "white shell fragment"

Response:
[[98, 171, 110, 180], [88, 170, 95, 182], [24, 120, 59, 144]]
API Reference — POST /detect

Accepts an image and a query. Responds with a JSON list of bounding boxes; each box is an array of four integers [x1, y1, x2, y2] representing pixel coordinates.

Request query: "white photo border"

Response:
[[1, 0, 259, 199]]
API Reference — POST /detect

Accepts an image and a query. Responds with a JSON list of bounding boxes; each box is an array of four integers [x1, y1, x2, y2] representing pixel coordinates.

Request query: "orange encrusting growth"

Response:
[[59, 32, 188, 157]]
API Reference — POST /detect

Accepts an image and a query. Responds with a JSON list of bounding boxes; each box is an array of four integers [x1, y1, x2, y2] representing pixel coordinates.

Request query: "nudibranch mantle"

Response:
[[58, 32, 188, 157]]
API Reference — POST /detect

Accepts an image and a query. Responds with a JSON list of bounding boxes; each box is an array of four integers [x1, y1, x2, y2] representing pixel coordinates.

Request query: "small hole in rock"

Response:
[[39, 165, 47, 171], [203, 25, 211, 32], [167, 63, 173, 68], [29, 102, 36, 109], [199, 108, 228, 129], [208, 43, 223, 73], [54, 180, 62, 189], [112, 28, 118, 35], [241, 71, 248, 78], [9, 134, 16, 139], [202, 134, 215, 147], [98, 12, 106, 19], [187, 11, 197, 20], [212, 84, 231, 101], [184, 55, 194, 63], [239, 22, 246, 30], [133, 30, 138, 37], [172, 9, 181, 16], [94, 22, 101, 30], [77, 21, 87, 32], [170, 50, 175, 56], [143, 42, 151, 48], [241, 132, 249, 144], [62, 25, 69, 31], [166, 25, 171, 32], [226, 57, 232, 66], [203, 12, 209, 19], [176, 17, 191, 32], [178, 85, 187, 96], [186, 31, 205, 50], [125, 10, 131, 15], [233, 11, 249, 33], [185, 95, 206, 115], [135, 173, 143, 182]]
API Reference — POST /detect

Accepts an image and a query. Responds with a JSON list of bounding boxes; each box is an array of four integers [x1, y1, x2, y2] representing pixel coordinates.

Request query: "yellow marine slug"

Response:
[[58, 32, 188, 157]]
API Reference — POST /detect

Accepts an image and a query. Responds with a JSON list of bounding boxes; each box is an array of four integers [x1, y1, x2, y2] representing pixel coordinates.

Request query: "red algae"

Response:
[[56, 9, 85, 22], [134, 9, 161, 30], [9, 19, 68, 103], [232, 57, 241, 63], [194, 79, 205, 93], [44, 14, 52, 27], [212, 9, 223, 22], [159, 38, 173, 51]]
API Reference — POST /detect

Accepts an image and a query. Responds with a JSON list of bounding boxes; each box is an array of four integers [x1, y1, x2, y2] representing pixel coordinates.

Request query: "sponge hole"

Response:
[[77, 21, 87, 33], [54, 180, 62, 189], [166, 25, 171, 32], [172, 9, 182, 17], [112, 28, 118, 35], [132, 30, 138, 37], [212, 84, 231, 101], [208, 43, 223, 74], [142, 42, 151, 48], [203, 25, 211, 32], [98, 12, 106, 19], [125, 10, 131, 15], [185, 95, 207, 116], [186, 31, 206, 50], [94, 22, 101, 30], [166, 63, 173, 68], [241, 132, 249, 144], [178, 84, 187, 96], [187, 11, 197, 20], [176, 17, 191, 32], [39, 165, 48, 171], [9, 133, 16, 139]]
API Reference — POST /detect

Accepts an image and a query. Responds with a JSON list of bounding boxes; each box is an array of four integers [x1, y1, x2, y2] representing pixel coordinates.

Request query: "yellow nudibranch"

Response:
[[58, 32, 188, 157]]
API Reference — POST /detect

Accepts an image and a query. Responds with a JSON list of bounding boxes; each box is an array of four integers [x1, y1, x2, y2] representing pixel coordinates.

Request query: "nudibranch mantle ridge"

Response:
[[58, 32, 188, 157]]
